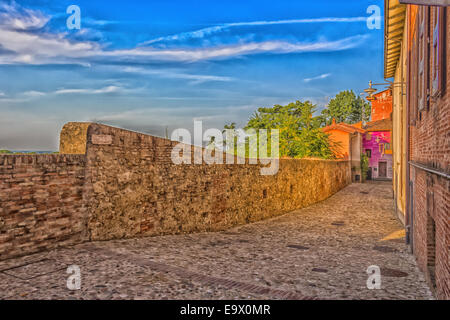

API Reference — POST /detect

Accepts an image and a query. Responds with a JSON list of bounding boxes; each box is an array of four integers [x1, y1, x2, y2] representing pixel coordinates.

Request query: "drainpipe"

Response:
[[405, 44, 411, 248]]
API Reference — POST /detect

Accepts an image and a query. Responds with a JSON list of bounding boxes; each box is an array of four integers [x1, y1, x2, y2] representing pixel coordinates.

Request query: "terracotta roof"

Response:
[[323, 122, 366, 134], [364, 118, 392, 131]]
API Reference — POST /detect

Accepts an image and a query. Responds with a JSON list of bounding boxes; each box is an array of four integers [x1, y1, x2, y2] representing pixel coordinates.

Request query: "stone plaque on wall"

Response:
[[91, 134, 113, 145]]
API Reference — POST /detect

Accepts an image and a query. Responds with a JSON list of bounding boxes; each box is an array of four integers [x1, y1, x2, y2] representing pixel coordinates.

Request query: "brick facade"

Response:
[[408, 5, 449, 299], [371, 89, 393, 121], [0, 154, 87, 260], [0, 123, 352, 261]]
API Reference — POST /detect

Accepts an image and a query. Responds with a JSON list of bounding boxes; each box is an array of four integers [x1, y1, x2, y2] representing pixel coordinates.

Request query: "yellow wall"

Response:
[[327, 129, 350, 160], [391, 16, 408, 224]]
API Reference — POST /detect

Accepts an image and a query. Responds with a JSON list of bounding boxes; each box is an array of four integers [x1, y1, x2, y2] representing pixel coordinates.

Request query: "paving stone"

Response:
[[0, 182, 434, 300]]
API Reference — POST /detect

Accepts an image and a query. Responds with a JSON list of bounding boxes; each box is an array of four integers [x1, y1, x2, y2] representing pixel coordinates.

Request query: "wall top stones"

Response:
[[59, 122, 92, 154], [0, 153, 86, 166]]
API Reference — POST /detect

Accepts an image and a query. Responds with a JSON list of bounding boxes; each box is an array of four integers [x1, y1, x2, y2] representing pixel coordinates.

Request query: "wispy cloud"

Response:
[[54, 85, 122, 95], [103, 35, 368, 62], [0, 4, 369, 65], [0, 1, 49, 31], [119, 66, 233, 84], [304, 73, 332, 82], [0, 91, 5, 97], [23, 90, 46, 97], [140, 17, 367, 45], [9, 86, 123, 99]]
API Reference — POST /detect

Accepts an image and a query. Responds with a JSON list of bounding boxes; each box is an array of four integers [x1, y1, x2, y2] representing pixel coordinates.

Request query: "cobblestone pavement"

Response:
[[0, 182, 434, 300]]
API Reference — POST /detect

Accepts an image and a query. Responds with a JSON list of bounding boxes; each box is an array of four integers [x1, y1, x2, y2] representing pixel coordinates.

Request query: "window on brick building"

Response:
[[418, 8, 425, 111], [431, 7, 445, 97], [411, 9, 421, 123], [418, 7, 431, 112]]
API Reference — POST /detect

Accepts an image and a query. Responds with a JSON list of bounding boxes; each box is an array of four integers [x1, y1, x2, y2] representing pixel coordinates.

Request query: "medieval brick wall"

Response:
[[408, 6, 449, 300], [371, 89, 393, 121], [411, 169, 449, 299], [0, 122, 352, 261], [0, 154, 87, 260], [84, 123, 351, 240]]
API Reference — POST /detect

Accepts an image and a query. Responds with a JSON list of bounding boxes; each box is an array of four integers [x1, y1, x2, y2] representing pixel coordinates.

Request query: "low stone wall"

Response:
[[0, 154, 87, 260], [84, 123, 351, 240], [0, 122, 351, 260]]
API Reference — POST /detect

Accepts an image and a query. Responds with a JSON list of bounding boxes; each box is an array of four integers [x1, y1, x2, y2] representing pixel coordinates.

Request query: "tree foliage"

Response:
[[243, 100, 338, 159], [321, 90, 371, 125]]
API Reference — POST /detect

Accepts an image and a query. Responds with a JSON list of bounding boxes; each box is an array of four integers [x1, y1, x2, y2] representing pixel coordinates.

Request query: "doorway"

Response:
[[378, 162, 387, 178]]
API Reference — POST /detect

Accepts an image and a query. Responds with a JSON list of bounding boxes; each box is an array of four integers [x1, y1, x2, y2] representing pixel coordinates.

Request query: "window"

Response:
[[431, 7, 445, 97], [365, 149, 371, 158], [418, 7, 430, 112], [418, 8, 424, 110]]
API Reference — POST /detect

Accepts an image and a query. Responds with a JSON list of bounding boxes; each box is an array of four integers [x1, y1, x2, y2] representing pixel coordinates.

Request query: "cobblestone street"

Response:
[[0, 182, 433, 300]]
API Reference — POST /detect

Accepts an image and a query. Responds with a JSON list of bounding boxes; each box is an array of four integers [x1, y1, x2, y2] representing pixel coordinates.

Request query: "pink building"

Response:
[[362, 118, 393, 180]]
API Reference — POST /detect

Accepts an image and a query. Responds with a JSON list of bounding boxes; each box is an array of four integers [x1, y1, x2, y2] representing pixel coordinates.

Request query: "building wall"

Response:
[[411, 168, 449, 300], [371, 90, 393, 121], [326, 129, 350, 159], [363, 131, 393, 179], [84, 123, 351, 240], [0, 123, 352, 260], [350, 133, 363, 182], [407, 5, 449, 299], [392, 12, 409, 223], [0, 154, 87, 260]]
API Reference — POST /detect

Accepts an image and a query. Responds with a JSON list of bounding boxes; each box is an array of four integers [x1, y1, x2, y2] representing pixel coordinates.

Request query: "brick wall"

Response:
[[84, 123, 351, 240], [408, 7, 449, 300], [0, 122, 351, 260], [411, 169, 449, 299], [0, 154, 87, 260], [371, 89, 393, 122]]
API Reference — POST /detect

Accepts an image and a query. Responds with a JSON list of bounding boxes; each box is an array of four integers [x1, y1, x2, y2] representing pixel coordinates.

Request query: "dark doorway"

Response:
[[378, 162, 387, 178]]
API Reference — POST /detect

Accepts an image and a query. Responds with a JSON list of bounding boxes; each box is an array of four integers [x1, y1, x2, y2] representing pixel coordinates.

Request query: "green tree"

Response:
[[360, 153, 369, 182], [322, 90, 371, 125], [243, 100, 338, 159]]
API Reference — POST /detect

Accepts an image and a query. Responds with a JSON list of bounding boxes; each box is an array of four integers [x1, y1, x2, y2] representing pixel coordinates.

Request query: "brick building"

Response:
[[384, 0, 449, 299], [371, 89, 394, 121]]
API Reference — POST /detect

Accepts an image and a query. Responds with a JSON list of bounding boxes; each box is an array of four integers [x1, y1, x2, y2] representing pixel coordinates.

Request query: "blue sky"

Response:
[[0, 0, 385, 150]]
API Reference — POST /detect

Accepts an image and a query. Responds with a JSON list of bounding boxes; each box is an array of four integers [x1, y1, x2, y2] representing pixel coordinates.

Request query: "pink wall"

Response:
[[363, 131, 393, 179]]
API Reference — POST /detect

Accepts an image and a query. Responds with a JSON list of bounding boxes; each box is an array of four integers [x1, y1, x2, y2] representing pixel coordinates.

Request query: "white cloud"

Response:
[[119, 66, 233, 84], [0, 91, 5, 96], [8, 86, 122, 99], [23, 90, 46, 97], [102, 35, 368, 62], [0, 2, 49, 30], [0, 4, 369, 65], [140, 17, 367, 45], [54, 85, 122, 95], [304, 73, 332, 82]]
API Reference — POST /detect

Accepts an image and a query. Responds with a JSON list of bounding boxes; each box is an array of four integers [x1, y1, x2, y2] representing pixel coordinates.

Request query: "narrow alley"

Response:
[[0, 182, 433, 300]]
